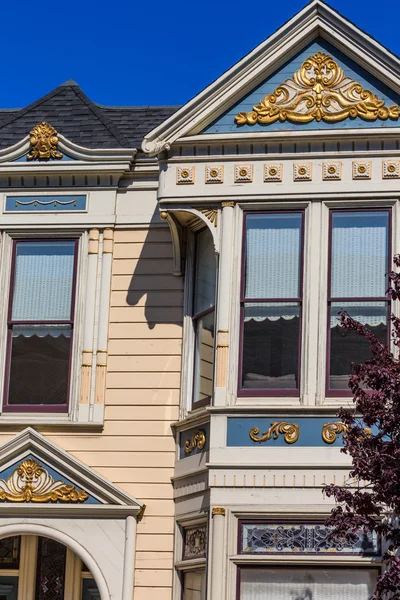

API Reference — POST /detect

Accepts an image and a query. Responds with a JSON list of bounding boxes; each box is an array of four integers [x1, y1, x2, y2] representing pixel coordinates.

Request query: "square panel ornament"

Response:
[[176, 166, 195, 184], [383, 160, 400, 178], [353, 161, 371, 180], [294, 163, 312, 181], [205, 165, 224, 184], [264, 164, 282, 182], [234, 164, 253, 183], [323, 162, 342, 180]]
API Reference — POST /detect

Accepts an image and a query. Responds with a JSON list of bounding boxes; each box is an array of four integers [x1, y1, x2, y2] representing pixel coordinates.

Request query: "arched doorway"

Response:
[[0, 536, 100, 600]]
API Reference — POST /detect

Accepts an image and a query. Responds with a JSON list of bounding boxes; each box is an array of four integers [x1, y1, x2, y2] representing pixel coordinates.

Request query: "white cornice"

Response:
[[142, 0, 400, 155]]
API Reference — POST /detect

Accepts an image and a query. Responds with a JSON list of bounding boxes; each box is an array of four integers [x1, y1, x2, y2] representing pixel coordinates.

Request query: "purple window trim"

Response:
[[326, 208, 391, 397], [238, 210, 305, 397], [3, 238, 79, 413], [191, 229, 217, 411]]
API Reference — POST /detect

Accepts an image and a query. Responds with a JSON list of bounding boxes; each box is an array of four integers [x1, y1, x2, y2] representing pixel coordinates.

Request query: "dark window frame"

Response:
[[3, 238, 79, 413], [326, 208, 391, 397], [191, 228, 216, 409], [238, 210, 305, 397]]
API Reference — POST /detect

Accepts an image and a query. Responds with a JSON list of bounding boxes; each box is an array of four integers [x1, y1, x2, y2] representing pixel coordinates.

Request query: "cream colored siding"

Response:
[[0, 226, 182, 600]]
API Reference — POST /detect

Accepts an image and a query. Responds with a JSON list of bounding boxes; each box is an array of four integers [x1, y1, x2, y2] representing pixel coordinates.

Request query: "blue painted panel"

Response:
[[203, 38, 400, 134], [180, 423, 210, 459], [5, 195, 86, 212], [227, 417, 369, 446], [13, 152, 76, 162], [0, 454, 100, 504]]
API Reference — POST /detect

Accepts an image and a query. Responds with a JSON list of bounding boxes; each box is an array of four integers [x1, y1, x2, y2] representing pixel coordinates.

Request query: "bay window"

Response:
[[327, 210, 390, 394], [4, 239, 78, 412], [192, 228, 216, 408], [239, 212, 304, 395]]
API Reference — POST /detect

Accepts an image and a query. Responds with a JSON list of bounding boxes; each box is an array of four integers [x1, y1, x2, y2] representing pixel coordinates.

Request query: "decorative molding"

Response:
[[294, 162, 312, 181], [27, 122, 63, 160], [235, 51, 400, 126], [234, 164, 253, 182], [184, 430, 206, 455], [264, 163, 282, 182], [212, 507, 226, 517], [323, 162, 342, 180], [383, 160, 400, 178], [201, 208, 218, 227], [322, 421, 372, 444], [353, 160, 372, 179], [176, 166, 195, 184], [0, 459, 88, 503], [183, 523, 207, 560], [205, 165, 224, 183], [249, 422, 299, 445], [221, 201, 235, 207]]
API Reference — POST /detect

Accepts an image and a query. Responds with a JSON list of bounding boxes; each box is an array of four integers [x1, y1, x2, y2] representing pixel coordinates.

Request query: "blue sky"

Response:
[[3, 0, 398, 109]]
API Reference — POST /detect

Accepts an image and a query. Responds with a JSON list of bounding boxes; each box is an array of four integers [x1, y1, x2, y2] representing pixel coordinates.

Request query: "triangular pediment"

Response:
[[142, 0, 400, 154], [0, 428, 142, 511]]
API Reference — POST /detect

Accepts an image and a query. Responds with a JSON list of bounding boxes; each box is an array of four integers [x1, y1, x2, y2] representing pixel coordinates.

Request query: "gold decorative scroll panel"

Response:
[[235, 52, 400, 126], [0, 459, 88, 503]]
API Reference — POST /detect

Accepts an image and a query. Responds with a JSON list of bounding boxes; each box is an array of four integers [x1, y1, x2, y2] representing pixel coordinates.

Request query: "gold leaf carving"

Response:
[[235, 52, 400, 126], [0, 459, 88, 503], [27, 122, 63, 160], [201, 209, 218, 227], [184, 430, 206, 454], [322, 421, 373, 444], [249, 422, 299, 444]]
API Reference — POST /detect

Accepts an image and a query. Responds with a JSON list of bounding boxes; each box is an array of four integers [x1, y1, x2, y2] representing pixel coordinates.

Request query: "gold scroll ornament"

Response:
[[184, 430, 206, 454], [249, 422, 299, 444], [0, 459, 88, 503], [235, 52, 400, 126], [322, 421, 373, 444], [27, 122, 63, 160]]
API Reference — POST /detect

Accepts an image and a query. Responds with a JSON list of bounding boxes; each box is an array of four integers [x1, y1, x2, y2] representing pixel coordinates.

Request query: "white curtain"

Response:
[[244, 302, 299, 322], [12, 324, 71, 338], [11, 241, 75, 321], [245, 213, 301, 299], [240, 567, 377, 600], [194, 229, 216, 315], [330, 301, 387, 327], [331, 212, 388, 298]]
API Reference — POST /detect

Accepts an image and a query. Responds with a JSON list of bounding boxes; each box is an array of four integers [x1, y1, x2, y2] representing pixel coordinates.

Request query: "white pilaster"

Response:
[[210, 507, 226, 600]]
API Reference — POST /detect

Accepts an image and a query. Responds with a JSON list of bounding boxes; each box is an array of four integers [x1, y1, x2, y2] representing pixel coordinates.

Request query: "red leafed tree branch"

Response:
[[324, 255, 400, 599]]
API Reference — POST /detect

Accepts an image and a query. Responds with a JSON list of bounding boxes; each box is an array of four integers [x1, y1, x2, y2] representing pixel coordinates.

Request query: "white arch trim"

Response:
[[0, 522, 110, 600]]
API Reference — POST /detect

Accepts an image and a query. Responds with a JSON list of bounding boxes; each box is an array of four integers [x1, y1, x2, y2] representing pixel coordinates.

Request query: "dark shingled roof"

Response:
[[0, 81, 179, 150]]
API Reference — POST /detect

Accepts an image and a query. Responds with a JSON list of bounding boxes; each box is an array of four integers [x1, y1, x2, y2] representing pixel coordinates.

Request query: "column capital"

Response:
[[221, 201, 234, 208], [212, 507, 226, 517]]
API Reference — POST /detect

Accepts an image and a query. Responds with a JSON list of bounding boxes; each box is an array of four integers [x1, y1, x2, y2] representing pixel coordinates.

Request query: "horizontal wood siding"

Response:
[[0, 227, 181, 600]]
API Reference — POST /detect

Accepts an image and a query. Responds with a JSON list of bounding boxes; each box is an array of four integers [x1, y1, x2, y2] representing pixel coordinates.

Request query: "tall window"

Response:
[[192, 229, 216, 408], [4, 240, 78, 412], [327, 210, 390, 394], [240, 212, 304, 395]]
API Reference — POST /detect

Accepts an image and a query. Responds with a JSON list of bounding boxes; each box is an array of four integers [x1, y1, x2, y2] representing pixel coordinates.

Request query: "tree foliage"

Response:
[[325, 255, 400, 599]]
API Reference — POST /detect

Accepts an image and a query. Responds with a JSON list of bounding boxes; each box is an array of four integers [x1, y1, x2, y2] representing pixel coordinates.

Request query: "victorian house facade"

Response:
[[0, 1, 397, 599]]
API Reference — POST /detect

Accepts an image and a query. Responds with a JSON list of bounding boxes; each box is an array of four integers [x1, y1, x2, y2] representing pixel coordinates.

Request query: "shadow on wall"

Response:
[[124, 206, 184, 330]]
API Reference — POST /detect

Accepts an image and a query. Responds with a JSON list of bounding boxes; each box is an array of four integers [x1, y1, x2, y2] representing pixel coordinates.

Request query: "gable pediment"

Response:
[[203, 39, 400, 134], [0, 428, 142, 512]]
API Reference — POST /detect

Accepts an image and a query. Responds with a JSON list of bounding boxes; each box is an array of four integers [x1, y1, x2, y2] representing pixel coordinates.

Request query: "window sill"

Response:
[[0, 413, 104, 430]]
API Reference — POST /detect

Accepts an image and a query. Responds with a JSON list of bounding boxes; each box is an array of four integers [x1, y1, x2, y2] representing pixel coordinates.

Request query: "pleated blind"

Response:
[[245, 213, 302, 299], [11, 241, 76, 321], [194, 229, 216, 315], [331, 212, 388, 298]]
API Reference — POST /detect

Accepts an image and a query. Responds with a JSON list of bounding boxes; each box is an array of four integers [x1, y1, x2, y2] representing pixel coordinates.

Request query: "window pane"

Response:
[[240, 567, 377, 600], [35, 537, 66, 600], [11, 241, 76, 321], [331, 211, 389, 298], [194, 229, 216, 315], [193, 311, 215, 404], [82, 579, 100, 600], [8, 325, 71, 405], [245, 213, 302, 299], [329, 302, 387, 390], [242, 303, 300, 390], [0, 576, 18, 600]]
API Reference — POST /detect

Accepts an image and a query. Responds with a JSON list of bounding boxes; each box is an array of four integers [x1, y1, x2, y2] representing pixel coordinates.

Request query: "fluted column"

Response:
[[78, 229, 99, 421], [94, 228, 114, 421], [210, 507, 226, 600], [214, 202, 234, 405]]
